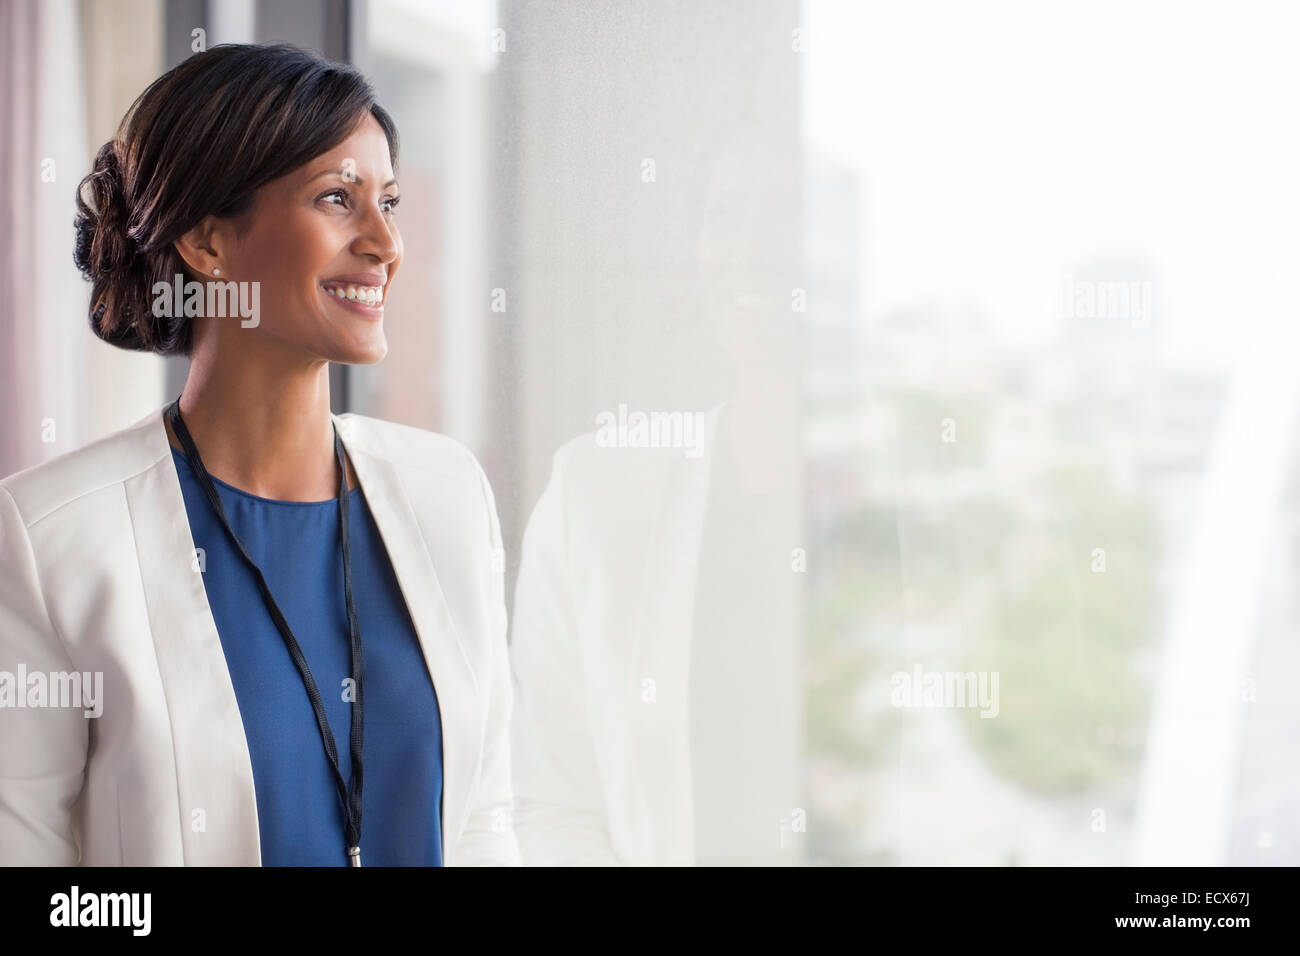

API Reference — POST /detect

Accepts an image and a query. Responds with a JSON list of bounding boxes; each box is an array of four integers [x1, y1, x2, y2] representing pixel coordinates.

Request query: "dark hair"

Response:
[[73, 42, 399, 355]]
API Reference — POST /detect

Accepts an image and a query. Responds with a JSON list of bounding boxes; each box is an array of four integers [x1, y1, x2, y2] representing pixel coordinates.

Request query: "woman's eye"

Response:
[[320, 189, 400, 214]]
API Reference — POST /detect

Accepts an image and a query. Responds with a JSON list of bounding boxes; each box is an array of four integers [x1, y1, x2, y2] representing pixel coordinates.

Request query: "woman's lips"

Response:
[[321, 284, 384, 318]]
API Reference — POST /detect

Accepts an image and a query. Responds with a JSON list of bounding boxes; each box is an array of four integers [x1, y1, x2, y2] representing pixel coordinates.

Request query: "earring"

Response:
[[213, 267, 221, 276]]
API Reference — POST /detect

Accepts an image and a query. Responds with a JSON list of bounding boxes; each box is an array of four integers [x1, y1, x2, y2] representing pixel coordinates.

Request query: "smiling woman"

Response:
[[0, 42, 519, 868], [73, 43, 402, 361]]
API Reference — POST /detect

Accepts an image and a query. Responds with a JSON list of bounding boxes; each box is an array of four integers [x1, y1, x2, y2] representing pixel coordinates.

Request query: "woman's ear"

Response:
[[172, 215, 224, 278]]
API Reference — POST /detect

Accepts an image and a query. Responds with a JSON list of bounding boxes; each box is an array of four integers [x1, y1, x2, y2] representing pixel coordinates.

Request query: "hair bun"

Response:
[[73, 141, 139, 282], [73, 140, 160, 350]]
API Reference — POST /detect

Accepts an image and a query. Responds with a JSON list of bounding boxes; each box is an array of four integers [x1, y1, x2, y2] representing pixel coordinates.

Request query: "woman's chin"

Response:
[[332, 334, 388, 365]]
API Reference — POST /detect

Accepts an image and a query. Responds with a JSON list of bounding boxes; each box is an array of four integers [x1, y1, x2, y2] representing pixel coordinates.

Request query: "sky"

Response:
[[801, 0, 1300, 371]]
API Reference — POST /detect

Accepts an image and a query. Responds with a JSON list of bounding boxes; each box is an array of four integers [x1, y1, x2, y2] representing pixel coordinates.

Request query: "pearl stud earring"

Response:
[[213, 267, 221, 276]]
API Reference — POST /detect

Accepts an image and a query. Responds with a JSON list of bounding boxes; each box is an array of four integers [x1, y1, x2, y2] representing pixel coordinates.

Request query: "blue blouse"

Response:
[[170, 447, 444, 866]]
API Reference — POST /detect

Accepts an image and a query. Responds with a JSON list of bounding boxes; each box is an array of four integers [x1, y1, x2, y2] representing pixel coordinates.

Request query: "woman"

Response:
[[0, 43, 518, 866]]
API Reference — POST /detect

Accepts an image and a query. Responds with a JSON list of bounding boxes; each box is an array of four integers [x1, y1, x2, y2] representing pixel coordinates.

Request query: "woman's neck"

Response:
[[164, 348, 357, 501]]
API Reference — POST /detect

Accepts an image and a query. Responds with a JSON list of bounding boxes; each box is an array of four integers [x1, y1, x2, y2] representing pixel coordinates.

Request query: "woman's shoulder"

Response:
[[0, 405, 167, 528], [336, 412, 501, 545], [333, 411, 489, 486], [0, 407, 493, 528]]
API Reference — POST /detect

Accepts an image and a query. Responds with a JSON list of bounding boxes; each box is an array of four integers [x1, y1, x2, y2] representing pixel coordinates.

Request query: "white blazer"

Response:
[[0, 402, 520, 866]]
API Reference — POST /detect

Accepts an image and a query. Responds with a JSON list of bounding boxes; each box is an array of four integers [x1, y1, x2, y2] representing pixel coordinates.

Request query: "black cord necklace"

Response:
[[166, 398, 366, 866]]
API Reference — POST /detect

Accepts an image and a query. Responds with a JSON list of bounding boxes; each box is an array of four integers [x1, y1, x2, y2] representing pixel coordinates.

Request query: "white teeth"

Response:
[[323, 283, 383, 305]]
